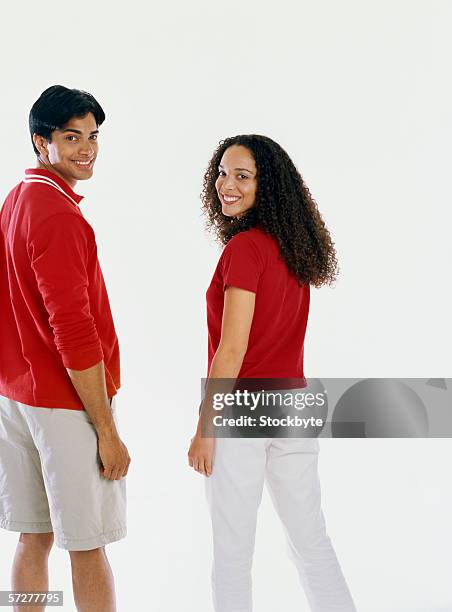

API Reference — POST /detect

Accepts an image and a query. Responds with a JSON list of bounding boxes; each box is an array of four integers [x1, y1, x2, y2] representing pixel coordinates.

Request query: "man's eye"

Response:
[[66, 135, 77, 142], [90, 134, 98, 140]]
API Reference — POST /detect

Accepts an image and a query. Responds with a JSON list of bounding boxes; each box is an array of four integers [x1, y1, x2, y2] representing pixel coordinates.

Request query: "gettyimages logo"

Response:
[[200, 378, 451, 438], [211, 388, 326, 411]]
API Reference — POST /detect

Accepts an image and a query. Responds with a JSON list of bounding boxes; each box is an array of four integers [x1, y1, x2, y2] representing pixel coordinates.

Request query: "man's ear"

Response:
[[33, 133, 49, 159]]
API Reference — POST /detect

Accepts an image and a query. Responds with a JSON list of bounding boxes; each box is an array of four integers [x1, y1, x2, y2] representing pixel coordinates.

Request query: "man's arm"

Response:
[[66, 361, 131, 481], [66, 360, 113, 431], [29, 214, 130, 481]]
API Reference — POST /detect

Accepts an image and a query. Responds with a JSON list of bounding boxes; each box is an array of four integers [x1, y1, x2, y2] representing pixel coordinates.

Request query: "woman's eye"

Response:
[[218, 170, 226, 176], [238, 174, 247, 180]]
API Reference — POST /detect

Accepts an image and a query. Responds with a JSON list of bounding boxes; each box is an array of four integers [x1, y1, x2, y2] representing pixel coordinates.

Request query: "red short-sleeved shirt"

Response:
[[206, 226, 310, 379]]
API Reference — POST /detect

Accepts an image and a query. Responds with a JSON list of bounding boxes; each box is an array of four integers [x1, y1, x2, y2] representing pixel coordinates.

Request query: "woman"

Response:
[[188, 135, 357, 612]]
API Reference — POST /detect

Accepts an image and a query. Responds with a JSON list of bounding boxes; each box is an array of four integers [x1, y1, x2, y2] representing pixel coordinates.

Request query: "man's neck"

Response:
[[35, 161, 77, 190]]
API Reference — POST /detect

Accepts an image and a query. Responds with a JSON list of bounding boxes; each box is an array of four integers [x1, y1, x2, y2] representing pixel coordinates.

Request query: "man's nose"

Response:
[[78, 141, 94, 156]]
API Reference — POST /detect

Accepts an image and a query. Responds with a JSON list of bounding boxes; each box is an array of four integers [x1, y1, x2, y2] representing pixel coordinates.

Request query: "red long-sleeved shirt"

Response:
[[0, 168, 120, 410]]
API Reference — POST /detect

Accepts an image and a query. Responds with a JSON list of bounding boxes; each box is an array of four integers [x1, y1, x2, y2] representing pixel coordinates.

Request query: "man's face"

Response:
[[33, 112, 99, 187]]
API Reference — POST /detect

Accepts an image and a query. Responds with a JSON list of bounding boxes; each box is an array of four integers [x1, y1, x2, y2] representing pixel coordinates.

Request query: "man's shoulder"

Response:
[[1, 180, 79, 224], [22, 180, 80, 213], [5, 184, 93, 250], [15, 181, 90, 233]]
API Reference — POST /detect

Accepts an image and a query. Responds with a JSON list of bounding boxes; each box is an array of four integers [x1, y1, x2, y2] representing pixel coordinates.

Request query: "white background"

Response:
[[1, 1, 451, 610]]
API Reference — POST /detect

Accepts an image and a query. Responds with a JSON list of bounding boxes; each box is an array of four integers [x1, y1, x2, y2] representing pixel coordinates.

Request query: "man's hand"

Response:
[[98, 428, 131, 480], [188, 434, 215, 477], [66, 362, 131, 480]]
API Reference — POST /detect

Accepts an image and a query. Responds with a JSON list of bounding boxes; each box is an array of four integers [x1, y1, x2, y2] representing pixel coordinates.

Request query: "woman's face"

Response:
[[215, 145, 257, 218]]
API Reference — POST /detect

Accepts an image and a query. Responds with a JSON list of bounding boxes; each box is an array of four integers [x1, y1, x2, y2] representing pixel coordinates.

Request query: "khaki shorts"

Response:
[[0, 394, 126, 551]]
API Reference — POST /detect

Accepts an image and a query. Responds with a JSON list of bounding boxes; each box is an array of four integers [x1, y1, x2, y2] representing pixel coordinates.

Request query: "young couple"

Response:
[[0, 85, 357, 612]]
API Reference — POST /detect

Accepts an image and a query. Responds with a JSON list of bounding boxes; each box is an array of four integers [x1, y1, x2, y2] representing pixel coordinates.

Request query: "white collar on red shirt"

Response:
[[23, 168, 84, 208]]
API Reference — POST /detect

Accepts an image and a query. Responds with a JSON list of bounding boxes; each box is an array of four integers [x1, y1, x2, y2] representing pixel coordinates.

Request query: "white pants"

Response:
[[205, 437, 356, 612]]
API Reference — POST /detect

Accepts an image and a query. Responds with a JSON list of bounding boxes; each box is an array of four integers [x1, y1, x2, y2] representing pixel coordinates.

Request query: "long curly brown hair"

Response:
[[201, 134, 339, 288]]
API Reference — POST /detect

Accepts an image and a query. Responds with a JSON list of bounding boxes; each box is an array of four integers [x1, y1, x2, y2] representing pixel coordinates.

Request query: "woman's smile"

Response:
[[221, 193, 242, 205]]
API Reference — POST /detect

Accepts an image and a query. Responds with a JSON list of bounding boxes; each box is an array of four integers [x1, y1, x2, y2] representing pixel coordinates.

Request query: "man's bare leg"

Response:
[[69, 547, 116, 612], [11, 532, 54, 612]]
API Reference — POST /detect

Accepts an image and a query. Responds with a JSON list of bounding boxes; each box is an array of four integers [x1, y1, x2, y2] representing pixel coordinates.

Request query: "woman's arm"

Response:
[[188, 286, 256, 476], [210, 286, 256, 377]]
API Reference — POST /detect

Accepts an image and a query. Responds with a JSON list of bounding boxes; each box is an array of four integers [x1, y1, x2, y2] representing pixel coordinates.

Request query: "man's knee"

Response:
[[18, 532, 54, 555], [69, 546, 106, 564]]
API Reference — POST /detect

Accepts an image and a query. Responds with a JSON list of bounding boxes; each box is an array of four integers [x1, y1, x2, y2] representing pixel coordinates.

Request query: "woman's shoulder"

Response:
[[221, 227, 278, 270], [226, 226, 276, 250]]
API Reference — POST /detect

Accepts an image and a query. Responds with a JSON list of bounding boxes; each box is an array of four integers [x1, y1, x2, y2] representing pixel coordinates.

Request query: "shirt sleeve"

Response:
[[221, 233, 264, 293], [29, 213, 104, 370]]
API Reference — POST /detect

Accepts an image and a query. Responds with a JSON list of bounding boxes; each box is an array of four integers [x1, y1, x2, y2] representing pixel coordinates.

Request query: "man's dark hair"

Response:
[[29, 85, 105, 155]]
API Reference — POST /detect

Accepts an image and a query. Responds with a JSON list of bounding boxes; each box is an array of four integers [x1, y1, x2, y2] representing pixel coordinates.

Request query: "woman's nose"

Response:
[[223, 176, 236, 190]]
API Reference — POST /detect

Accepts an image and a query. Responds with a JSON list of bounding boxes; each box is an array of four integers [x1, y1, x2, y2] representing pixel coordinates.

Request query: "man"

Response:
[[0, 85, 130, 612]]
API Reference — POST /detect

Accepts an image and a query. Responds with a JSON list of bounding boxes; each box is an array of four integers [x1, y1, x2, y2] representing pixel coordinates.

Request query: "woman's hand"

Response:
[[188, 433, 215, 477]]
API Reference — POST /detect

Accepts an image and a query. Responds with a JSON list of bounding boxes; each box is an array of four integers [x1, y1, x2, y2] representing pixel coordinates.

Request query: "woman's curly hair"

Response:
[[201, 134, 339, 288]]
